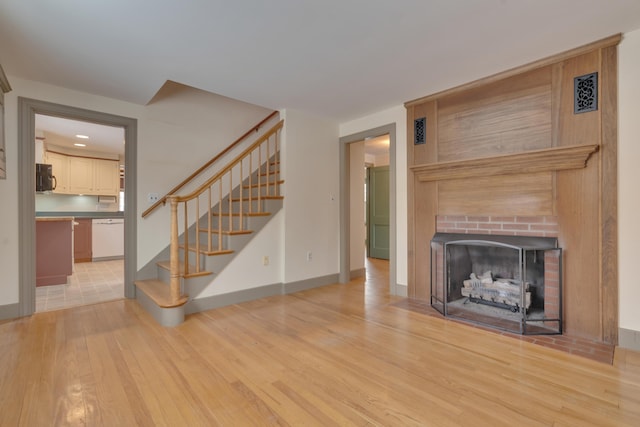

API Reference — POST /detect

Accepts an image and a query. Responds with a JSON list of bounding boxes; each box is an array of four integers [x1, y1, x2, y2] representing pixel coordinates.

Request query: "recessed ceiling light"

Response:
[[74, 143, 87, 147], [75, 134, 89, 139]]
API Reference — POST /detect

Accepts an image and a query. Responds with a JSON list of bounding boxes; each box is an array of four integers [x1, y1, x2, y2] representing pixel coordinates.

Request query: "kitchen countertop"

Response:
[[36, 211, 125, 219], [35, 216, 75, 222]]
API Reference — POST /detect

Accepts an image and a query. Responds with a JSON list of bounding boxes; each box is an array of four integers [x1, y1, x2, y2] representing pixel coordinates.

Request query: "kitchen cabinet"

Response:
[[36, 217, 73, 286], [44, 151, 119, 196], [73, 218, 92, 262], [44, 151, 69, 194], [94, 158, 120, 195]]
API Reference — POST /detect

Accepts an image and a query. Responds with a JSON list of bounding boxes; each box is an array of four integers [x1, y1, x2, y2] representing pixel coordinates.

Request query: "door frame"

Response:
[[339, 123, 397, 294], [18, 98, 137, 316]]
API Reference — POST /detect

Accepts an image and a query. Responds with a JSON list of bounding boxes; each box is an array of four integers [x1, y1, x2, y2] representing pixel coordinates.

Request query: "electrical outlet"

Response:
[[306, 251, 312, 262], [147, 193, 159, 203], [263, 256, 269, 266]]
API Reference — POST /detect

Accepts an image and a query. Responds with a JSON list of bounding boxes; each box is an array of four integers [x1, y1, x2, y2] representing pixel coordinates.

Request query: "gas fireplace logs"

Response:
[[461, 271, 531, 313]]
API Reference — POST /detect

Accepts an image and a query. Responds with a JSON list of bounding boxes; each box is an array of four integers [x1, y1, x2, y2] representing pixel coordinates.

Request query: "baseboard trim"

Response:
[[284, 274, 340, 294], [136, 290, 185, 327], [185, 274, 340, 315], [185, 283, 283, 314], [0, 303, 20, 321], [395, 283, 408, 297], [350, 268, 365, 280], [619, 328, 640, 352]]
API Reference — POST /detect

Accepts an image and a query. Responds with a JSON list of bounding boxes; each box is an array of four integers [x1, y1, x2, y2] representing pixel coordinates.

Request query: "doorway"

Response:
[[34, 114, 126, 312], [339, 123, 397, 295], [18, 98, 137, 316], [367, 164, 390, 260]]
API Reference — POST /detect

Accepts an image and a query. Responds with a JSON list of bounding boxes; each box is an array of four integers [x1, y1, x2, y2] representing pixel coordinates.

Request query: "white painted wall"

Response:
[[619, 29, 640, 334], [0, 77, 272, 306], [197, 211, 284, 297], [281, 109, 340, 283], [350, 141, 366, 272], [339, 105, 407, 287]]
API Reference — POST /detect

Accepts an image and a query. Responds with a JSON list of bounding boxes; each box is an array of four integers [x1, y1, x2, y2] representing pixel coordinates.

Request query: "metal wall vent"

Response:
[[414, 117, 426, 145], [574, 72, 598, 114]]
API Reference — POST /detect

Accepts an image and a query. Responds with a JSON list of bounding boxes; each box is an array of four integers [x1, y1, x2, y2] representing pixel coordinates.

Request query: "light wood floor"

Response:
[[2, 258, 640, 426]]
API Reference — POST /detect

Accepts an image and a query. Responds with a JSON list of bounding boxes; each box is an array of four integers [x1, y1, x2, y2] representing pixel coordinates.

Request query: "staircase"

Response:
[[135, 116, 284, 326]]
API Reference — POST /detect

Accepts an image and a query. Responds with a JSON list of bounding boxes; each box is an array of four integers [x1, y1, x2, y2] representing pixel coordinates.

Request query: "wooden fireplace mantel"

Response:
[[411, 144, 599, 182]]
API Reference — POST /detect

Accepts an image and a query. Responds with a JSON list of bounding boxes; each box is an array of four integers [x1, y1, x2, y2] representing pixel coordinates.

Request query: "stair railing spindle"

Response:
[[207, 187, 212, 252], [248, 152, 253, 213], [195, 197, 200, 274], [168, 196, 180, 303], [183, 202, 189, 277], [217, 180, 223, 251]]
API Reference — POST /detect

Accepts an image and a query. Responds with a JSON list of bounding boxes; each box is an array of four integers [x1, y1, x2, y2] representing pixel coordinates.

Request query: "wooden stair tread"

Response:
[[243, 180, 285, 189], [231, 195, 284, 201], [156, 261, 213, 278], [198, 228, 253, 235], [211, 211, 271, 217], [134, 279, 188, 308], [179, 244, 234, 256]]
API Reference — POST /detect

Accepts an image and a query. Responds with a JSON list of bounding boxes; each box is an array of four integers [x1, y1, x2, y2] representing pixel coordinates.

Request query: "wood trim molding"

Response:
[[411, 144, 599, 182], [405, 34, 621, 107], [0, 64, 11, 93]]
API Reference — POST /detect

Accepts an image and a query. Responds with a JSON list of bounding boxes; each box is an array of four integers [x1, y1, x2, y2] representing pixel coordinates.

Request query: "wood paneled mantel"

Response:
[[411, 144, 599, 182], [405, 34, 619, 345]]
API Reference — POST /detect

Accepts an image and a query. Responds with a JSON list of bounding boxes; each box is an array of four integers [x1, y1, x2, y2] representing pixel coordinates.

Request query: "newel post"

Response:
[[168, 195, 181, 303]]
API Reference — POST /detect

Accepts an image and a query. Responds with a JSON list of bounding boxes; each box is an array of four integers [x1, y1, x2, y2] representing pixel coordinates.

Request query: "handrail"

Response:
[[176, 120, 283, 202], [142, 110, 279, 218]]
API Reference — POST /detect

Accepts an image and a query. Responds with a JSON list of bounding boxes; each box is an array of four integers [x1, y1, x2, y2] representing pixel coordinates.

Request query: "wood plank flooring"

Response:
[[2, 258, 640, 426]]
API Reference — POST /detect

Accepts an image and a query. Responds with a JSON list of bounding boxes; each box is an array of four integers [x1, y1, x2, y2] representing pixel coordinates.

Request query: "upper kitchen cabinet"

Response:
[[45, 151, 69, 193], [44, 150, 120, 196], [94, 158, 120, 195]]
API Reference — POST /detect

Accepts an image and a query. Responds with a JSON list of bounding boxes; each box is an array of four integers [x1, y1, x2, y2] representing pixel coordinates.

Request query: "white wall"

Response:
[[349, 141, 366, 272], [0, 77, 272, 306], [281, 109, 340, 283], [619, 29, 640, 334], [339, 105, 407, 287], [197, 212, 284, 297]]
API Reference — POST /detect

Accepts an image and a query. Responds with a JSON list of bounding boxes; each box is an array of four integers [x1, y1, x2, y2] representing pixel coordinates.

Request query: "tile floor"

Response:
[[35, 259, 124, 312]]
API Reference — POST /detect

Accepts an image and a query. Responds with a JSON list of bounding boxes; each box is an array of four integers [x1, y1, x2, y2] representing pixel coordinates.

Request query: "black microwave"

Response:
[[36, 163, 56, 192]]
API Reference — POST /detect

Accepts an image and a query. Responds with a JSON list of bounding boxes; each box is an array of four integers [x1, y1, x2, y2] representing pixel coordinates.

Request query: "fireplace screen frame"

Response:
[[430, 233, 562, 335]]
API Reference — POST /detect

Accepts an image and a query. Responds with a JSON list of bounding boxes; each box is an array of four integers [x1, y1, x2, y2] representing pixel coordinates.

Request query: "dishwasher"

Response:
[[92, 218, 124, 260]]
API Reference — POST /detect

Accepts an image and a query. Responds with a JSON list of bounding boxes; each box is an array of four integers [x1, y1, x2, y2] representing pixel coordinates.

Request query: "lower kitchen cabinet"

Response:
[[36, 218, 73, 286], [74, 218, 92, 262]]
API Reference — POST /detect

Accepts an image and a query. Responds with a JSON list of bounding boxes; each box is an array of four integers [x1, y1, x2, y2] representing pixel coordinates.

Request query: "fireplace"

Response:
[[430, 232, 562, 335]]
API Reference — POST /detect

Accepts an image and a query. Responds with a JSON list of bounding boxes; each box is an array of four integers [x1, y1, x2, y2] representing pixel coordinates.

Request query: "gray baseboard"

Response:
[[185, 274, 340, 315], [283, 273, 340, 294], [136, 290, 185, 327], [395, 283, 408, 297], [185, 283, 283, 314], [350, 268, 365, 280], [0, 303, 20, 321], [619, 328, 640, 352]]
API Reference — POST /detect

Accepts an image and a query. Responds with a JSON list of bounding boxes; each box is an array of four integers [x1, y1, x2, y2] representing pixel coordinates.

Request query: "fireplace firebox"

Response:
[[430, 233, 562, 335]]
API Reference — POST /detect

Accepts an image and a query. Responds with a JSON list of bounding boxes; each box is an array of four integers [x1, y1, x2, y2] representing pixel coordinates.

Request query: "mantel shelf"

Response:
[[411, 144, 600, 182]]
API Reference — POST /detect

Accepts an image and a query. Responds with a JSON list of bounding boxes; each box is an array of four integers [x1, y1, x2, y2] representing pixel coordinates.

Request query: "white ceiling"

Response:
[[35, 114, 125, 155], [2, 1, 640, 124]]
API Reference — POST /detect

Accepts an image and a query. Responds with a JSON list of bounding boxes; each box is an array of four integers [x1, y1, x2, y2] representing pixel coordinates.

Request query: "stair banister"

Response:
[[141, 110, 279, 218], [168, 195, 181, 303], [175, 120, 284, 202]]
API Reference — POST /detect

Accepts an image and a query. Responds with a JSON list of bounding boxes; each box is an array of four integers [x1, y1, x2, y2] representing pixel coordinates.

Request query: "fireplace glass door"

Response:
[[431, 233, 562, 335]]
